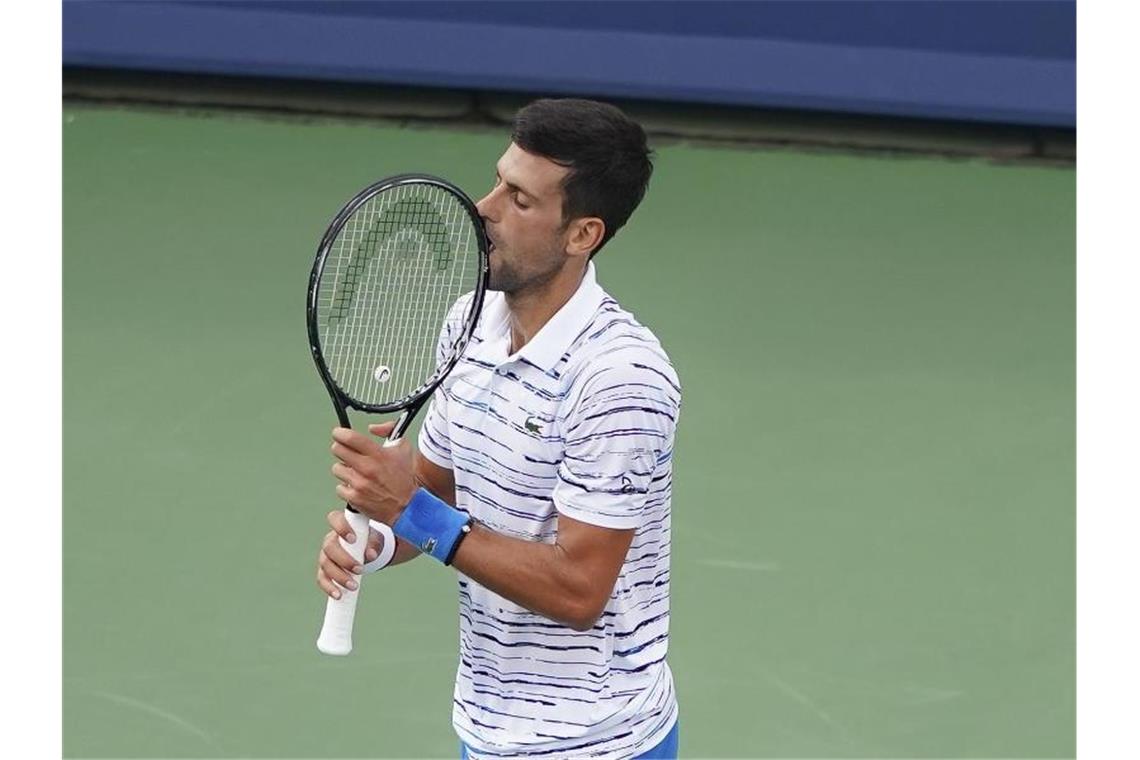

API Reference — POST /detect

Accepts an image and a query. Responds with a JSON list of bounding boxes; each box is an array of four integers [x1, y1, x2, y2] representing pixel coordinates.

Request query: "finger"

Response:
[[316, 566, 343, 599], [323, 532, 363, 570], [366, 528, 384, 560], [326, 512, 356, 544], [323, 528, 362, 569], [331, 462, 357, 487], [319, 550, 361, 589], [368, 421, 398, 439], [332, 427, 381, 455], [316, 566, 358, 598], [330, 440, 370, 471], [316, 570, 338, 599], [335, 483, 356, 506]]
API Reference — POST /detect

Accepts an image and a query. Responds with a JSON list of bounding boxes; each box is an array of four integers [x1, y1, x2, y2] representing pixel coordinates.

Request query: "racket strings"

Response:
[[316, 183, 479, 408]]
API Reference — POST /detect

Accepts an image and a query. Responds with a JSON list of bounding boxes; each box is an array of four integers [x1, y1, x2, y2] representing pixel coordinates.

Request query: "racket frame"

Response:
[[306, 174, 489, 438]]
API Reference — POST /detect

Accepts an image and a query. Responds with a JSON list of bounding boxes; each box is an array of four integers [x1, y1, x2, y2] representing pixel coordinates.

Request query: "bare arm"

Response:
[[327, 425, 637, 628], [450, 512, 635, 631]]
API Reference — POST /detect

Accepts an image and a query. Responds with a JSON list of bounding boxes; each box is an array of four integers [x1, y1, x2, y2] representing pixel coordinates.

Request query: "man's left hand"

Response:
[[330, 421, 417, 525]]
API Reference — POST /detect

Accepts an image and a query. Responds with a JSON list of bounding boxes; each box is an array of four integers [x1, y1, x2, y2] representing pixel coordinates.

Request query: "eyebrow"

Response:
[[496, 166, 538, 201]]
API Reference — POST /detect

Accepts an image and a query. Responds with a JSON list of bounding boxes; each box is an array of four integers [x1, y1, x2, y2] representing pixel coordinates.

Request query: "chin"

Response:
[[486, 267, 510, 294], [487, 254, 517, 293], [486, 259, 502, 291]]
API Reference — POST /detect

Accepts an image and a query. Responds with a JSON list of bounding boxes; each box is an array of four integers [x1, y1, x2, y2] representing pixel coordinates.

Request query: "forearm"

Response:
[[381, 535, 422, 567], [448, 523, 603, 631]]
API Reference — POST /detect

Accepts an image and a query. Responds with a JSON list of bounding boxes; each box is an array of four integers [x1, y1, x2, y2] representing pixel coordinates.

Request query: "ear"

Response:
[[565, 217, 606, 258]]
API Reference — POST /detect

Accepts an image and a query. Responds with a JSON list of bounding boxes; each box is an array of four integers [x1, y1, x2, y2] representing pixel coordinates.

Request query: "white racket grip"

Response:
[[316, 508, 371, 656]]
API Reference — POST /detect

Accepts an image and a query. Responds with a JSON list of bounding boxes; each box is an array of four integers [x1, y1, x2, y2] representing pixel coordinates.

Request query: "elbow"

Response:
[[549, 548, 614, 631], [566, 615, 599, 633], [562, 596, 606, 632]]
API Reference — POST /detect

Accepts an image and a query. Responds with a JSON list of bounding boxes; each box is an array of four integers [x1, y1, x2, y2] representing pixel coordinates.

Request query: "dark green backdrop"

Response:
[[64, 106, 1074, 758]]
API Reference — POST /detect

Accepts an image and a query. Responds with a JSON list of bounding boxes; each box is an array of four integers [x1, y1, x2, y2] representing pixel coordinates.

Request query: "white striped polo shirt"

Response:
[[417, 262, 681, 759]]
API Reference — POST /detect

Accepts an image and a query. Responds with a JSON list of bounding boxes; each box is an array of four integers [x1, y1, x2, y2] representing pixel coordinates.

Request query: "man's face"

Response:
[[476, 143, 572, 294]]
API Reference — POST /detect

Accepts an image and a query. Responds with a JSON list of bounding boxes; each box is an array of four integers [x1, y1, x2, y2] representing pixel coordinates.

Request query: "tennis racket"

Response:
[[307, 174, 488, 656]]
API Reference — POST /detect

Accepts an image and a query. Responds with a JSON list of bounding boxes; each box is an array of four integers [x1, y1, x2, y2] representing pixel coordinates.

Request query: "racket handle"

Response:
[[316, 508, 371, 656]]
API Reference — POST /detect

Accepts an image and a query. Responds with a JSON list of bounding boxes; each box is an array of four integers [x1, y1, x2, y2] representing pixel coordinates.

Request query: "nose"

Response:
[[475, 185, 499, 223]]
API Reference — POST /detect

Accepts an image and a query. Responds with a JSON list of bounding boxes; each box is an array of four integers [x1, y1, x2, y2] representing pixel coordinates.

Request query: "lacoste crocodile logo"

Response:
[[524, 415, 543, 434]]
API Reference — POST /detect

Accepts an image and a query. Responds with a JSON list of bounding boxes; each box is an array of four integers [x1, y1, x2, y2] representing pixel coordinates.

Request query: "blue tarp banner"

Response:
[[63, 1, 1075, 128]]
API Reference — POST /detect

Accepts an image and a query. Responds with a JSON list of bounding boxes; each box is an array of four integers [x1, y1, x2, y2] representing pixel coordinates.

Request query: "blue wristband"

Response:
[[392, 488, 471, 565]]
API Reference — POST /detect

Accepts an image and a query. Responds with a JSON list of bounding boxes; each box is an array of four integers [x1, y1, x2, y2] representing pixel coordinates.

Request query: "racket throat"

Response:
[[384, 409, 413, 447]]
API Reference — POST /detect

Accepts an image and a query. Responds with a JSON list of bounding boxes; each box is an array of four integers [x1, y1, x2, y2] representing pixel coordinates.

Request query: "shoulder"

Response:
[[448, 290, 480, 324], [437, 290, 482, 343], [563, 296, 681, 410]]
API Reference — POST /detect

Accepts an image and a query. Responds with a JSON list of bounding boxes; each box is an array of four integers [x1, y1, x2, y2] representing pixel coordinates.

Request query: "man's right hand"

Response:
[[316, 509, 383, 600]]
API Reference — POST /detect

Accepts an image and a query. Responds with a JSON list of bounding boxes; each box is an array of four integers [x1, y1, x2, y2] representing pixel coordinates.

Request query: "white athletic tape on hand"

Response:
[[362, 520, 397, 574]]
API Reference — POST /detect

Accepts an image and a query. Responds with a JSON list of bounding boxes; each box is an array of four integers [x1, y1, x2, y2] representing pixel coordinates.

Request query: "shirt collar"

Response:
[[478, 262, 605, 371]]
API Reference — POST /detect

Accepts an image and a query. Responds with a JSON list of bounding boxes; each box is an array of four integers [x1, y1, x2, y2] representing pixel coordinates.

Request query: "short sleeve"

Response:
[[417, 392, 452, 468], [552, 357, 681, 530], [416, 293, 475, 469]]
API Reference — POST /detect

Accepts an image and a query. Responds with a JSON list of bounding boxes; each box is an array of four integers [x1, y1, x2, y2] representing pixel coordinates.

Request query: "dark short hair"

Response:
[[511, 98, 653, 257]]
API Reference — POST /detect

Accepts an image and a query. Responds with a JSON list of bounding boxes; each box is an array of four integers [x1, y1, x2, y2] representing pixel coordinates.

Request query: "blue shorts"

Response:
[[632, 719, 679, 759], [460, 720, 679, 760]]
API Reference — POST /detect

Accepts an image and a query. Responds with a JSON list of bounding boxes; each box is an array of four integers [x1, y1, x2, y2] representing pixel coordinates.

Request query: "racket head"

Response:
[[306, 174, 488, 415]]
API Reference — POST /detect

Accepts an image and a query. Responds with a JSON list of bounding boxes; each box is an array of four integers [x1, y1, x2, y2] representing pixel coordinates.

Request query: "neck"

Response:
[[504, 262, 588, 354]]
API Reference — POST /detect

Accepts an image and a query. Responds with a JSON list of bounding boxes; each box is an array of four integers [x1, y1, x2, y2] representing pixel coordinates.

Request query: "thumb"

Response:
[[368, 421, 398, 439]]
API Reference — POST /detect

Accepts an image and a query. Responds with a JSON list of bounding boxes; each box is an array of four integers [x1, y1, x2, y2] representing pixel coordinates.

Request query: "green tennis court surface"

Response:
[[63, 106, 1074, 758]]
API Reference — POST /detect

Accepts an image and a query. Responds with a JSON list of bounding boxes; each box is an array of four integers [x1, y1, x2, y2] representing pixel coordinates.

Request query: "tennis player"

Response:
[[317, 98, 681, 760]]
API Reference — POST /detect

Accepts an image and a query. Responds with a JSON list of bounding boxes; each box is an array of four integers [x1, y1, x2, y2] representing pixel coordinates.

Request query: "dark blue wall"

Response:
[[63, 1, 1075, 127]]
